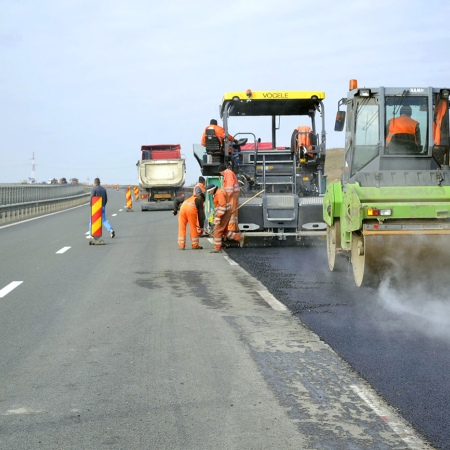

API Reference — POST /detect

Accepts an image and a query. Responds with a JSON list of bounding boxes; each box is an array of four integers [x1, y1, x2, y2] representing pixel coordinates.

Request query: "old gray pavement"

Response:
[[0, 191, 433, 449]]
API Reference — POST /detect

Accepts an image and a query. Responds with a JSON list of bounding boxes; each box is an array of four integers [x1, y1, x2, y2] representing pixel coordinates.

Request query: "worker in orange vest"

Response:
[[386, 105, 421, 148], [193, 176, 206, 196], [172, 176, 205, 215], [201, 119, 236, 152], [173, 177, 206, 236], [218, 164, 240, 232], [206, 184, 243, 253], [177, 192, 205, 250], [294, 125, 315, 158], [433, 99, 448, 145], [193, 176, 206, 236]]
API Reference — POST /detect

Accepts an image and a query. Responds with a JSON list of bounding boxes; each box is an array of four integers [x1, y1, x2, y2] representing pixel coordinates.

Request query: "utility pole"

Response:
[[28, 152, 37, 183]]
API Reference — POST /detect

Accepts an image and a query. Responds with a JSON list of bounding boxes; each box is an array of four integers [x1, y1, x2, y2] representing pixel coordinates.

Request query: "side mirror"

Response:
[[335, 111, 346, 132]]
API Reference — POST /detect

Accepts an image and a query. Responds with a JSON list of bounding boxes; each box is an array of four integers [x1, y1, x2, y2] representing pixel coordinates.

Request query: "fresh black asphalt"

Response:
[[226, 244, 450, 450]]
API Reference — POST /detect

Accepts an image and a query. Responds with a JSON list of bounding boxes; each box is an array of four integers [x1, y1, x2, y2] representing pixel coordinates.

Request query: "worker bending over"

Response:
[[172, 176, 205, 214], [177, 192, 205, 250], [218, 164, 240, 232], [206, 183, 243, 253]]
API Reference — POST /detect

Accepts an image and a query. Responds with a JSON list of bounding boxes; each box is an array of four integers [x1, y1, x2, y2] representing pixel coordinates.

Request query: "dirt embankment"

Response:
[[324, 148, 344, 183]]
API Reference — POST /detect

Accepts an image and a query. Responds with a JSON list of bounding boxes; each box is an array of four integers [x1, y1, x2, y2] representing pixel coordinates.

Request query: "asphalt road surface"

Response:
[[227, 243, 450, 450], [0, 190, 441, 449]]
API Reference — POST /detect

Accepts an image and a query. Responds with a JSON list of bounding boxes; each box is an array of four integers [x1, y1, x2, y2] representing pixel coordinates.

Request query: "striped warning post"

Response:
[[134, 186, 139, 201], [91, 196, 102, 237], [126, 189, 133, 210]]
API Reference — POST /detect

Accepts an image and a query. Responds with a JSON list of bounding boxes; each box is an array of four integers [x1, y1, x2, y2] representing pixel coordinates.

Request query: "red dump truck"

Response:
[[137, 144, 186, 211]]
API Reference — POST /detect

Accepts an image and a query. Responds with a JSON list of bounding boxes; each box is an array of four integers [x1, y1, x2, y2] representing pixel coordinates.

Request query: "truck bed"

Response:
[[137, 159, 185, 188]]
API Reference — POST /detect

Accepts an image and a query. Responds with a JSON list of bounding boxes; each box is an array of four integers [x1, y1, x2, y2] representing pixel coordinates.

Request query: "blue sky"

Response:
[[1, 0, 450, 185]]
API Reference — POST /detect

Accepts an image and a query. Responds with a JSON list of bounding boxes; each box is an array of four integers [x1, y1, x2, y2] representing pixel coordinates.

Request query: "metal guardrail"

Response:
[[0, 184, 91, 225], [0, 184, 87, 207]]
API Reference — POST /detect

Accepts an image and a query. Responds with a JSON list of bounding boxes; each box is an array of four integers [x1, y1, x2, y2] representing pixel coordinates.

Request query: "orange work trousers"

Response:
[[228, 192, 240, 232], [213, 209, 242, 250], [178, 204, 201, 249]]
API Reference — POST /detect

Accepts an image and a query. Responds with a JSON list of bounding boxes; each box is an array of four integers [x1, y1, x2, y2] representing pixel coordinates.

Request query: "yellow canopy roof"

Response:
[[222, 90, 325, 102], [220, 90, 325, 117]]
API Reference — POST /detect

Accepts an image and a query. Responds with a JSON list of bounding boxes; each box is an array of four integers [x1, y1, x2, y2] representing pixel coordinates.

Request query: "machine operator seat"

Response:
[[205, 128, 223, 155], [386, 133, 420, 155], [291, 127, 317, 160]]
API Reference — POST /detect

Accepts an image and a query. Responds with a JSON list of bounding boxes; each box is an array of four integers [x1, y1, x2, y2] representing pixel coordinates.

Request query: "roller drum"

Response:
[[351, 231, 450, 287]]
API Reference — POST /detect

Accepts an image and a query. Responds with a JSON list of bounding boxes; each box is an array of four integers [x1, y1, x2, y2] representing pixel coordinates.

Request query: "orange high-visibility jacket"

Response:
[[433, 99, 447, 145], [201, 125, 234, 147], [386, 116, 419, 145], [222, 169, 240, 196], [212, 188, 231, 220], [295, 125, 314, 156], [193, 182, 206, 196]]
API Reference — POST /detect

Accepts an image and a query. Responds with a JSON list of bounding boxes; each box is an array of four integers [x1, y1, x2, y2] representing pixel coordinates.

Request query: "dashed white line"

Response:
[[3, 407, 41, 415], [257, 290, 288, 311], [112, 214, 117, 216], [351, 384, 429, 449], [0, 281, 23, 298], [56, 246, 71, 254]]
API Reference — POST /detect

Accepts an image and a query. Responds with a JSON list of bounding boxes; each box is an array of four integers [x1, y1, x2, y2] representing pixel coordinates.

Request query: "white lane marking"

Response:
[[351, 384, 428, 449], [0, 203, 89, 230], [56, 246, 71, 254], [0, 281, 23, 298], [224, 255, 238, 265], [257, 290, 288, 311], [112, 213, 117, 216], [3, 407, 40, 415], [119, 209, 123, 211], [85, 231, 90, 235]]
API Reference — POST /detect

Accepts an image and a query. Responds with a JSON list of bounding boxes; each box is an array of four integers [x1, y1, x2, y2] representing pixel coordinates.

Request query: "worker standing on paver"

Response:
[[206, 184, 243, 253], [177, 192, 205, 250], [218, 164, 240, 232]]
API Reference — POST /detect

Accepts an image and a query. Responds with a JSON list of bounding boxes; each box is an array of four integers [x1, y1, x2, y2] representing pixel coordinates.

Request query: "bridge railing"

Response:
[[0, 184, 91, 225], [0, 184, 88, 206]]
